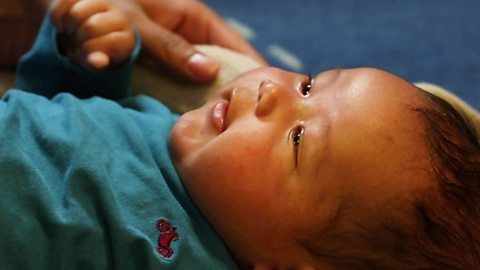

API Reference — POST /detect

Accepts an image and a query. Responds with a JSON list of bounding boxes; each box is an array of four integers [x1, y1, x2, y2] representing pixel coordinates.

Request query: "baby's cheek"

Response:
[[237, 141, 271, 160], [208, 142, 268, 179], [243, 144, 269, 157]]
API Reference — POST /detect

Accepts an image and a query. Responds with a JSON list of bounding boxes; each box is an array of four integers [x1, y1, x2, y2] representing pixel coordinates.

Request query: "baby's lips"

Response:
[[212, 101, 229, 133]]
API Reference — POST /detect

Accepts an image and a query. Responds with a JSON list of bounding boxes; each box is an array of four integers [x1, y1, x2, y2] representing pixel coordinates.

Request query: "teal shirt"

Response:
[[0, 12, 237, 270]]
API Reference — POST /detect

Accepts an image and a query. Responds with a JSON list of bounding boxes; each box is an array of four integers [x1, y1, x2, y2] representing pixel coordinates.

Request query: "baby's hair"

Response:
[[298, 89, 480, 269], [410, 90, 480, 269]]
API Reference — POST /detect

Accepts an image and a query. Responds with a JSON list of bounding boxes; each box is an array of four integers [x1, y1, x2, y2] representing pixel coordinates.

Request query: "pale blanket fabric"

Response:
[[0, 44, 478, 134]]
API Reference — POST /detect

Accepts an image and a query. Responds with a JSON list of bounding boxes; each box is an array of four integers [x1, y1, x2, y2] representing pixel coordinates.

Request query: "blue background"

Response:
[[204, 0, 480, 109]]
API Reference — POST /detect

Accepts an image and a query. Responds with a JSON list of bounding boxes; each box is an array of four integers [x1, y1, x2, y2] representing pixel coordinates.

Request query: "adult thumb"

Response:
[[139, 20, 220, 84]]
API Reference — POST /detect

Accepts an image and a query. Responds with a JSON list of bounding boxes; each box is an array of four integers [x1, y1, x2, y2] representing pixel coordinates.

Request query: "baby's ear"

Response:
[[415, 82, 480, 135]]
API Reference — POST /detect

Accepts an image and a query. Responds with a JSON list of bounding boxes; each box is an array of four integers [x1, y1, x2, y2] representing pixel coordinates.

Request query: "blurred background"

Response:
[[204, 0, 480, 109]]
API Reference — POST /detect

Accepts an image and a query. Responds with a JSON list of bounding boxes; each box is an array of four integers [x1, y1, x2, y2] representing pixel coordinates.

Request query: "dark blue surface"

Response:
[[204, 0, 480, 109]]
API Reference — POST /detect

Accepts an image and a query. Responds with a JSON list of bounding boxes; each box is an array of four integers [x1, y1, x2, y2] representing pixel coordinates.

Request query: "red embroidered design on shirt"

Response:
[[156, 219, 179, 258]]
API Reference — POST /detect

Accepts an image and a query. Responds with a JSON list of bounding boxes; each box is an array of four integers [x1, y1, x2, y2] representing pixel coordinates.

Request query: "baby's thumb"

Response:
[[141, 21, 220, 84], [87, 51, 110, 70]]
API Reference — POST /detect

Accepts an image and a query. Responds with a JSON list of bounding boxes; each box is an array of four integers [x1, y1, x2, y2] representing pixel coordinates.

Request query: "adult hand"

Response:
[[112, 0, 267, 83]]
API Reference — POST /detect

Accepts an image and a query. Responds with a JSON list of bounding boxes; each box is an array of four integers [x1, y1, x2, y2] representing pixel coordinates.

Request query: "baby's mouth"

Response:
[[211, 100, 229, 133], [211, 87, 236, 133]]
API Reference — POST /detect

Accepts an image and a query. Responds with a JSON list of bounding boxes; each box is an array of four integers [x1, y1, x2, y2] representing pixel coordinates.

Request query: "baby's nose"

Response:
[[256, 79, 292, 117], [258, 79, 276, 100]]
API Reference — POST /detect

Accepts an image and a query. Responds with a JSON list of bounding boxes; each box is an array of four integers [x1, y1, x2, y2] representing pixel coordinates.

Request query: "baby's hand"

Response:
[[51, 0, 135, 70]]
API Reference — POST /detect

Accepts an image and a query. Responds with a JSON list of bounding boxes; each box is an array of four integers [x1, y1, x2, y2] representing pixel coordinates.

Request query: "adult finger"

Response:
[[207, 16, 267, 66], [174, 0, 267, 66], [139, 16, 220, 84]]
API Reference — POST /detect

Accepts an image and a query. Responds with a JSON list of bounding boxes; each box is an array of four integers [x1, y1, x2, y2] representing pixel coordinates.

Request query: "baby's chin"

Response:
[[169, 111, 199, 164], [169, 103, 216, 164]]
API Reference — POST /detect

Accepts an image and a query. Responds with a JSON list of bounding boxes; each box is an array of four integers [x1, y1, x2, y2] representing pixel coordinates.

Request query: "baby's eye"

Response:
[[300, 75, 313, 96], [290, 125, 304, 166], [292, 126, 303, 146]]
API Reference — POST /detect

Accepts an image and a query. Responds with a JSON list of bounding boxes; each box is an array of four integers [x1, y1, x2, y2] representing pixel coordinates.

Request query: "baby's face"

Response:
[[170, 67, 432, 266]]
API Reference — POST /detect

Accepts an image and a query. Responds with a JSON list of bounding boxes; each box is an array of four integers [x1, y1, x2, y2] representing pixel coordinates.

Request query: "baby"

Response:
[[1, 0, 479, 269]]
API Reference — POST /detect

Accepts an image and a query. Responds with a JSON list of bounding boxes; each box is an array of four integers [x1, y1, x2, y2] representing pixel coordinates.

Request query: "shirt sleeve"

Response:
[[15, 10, 141, 100]]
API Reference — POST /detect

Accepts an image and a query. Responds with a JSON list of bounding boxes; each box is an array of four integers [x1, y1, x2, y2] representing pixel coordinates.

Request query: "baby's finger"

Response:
[[75, 9, 129, 44], [87, 51, 110, 70], [63, 0, 109, 35], [80, 31, 135, 66], [51, 0, 79, 32]]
